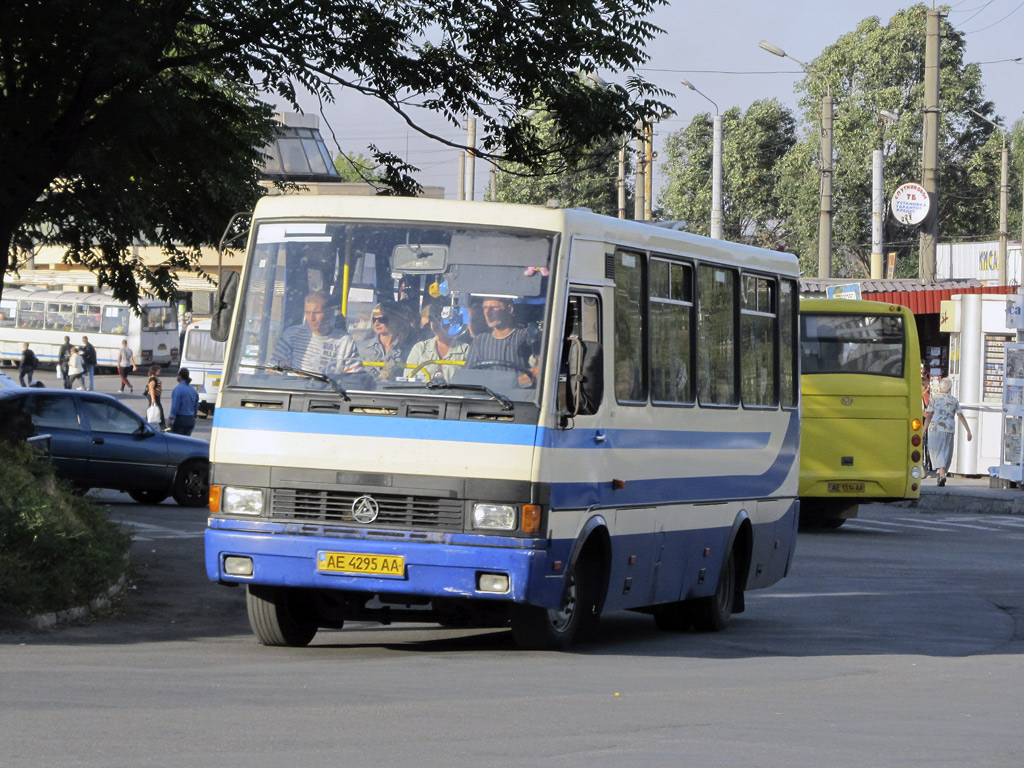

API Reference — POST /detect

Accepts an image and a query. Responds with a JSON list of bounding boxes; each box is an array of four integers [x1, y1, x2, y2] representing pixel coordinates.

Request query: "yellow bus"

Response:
[[798, 298, 924, 528]]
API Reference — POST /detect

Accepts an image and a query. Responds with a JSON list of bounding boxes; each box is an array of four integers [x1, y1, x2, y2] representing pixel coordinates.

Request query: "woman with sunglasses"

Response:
[[359, 301, 417, 379]]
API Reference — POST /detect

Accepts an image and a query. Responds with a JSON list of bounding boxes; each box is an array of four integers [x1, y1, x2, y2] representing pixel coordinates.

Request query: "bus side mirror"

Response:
[[564, 334, 603, 420], [210, 270, 239, 343]]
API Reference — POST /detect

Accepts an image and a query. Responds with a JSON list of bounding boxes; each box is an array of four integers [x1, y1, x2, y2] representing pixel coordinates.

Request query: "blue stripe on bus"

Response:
[[213, 406, 781, 452], [213, 406, 539, 445], [548, 414, 800, 507]]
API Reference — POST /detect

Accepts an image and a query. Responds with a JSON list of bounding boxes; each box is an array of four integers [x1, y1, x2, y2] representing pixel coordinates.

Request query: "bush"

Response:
[[0, 436, 132, 619]]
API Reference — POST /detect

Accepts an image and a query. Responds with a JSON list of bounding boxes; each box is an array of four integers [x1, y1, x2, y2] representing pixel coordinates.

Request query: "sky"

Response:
[[290, 1, 1024, 200]]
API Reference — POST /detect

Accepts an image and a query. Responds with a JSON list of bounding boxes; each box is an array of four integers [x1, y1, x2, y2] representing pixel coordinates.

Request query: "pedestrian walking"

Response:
[[58, 335, 72, 388], [67, 346, 86, 389], [117, 339, 136, 393], [923, 378, 973, 486], [18, 342, 37, 387], [146, 365, 166, 429], [168, 367, 199, 436], [80, 336, 97, 390]]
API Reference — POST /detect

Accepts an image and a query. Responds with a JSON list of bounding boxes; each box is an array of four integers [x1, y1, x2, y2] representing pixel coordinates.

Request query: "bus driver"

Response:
[[271, 291, 362, 375]]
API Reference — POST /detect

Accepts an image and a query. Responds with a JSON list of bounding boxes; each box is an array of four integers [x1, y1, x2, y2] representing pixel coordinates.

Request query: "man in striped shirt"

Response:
[[465, 297, 534, 374], [271, 291, 362, 375]]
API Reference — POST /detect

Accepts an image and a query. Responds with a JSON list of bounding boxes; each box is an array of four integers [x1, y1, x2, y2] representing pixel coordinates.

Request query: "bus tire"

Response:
[[246, 585, 319, 647], [510, 555, 599, 650], [653, 601, 694, 632], [692, 547, 737, 632]]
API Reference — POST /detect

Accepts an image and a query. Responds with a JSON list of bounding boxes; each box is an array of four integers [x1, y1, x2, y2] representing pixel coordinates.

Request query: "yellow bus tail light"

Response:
[[911, 418, 922, 431]]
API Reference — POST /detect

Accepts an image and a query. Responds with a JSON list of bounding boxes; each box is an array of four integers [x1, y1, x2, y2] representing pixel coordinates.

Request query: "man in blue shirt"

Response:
[[168, 367, 200, 436]]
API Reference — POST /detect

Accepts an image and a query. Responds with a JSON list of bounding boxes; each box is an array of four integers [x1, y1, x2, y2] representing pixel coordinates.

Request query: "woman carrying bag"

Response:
[[146, 365, 165, 429]]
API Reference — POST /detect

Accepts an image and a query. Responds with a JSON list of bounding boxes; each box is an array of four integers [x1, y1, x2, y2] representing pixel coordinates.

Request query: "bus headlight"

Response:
[[473, 503, 517, 530], [222, 487, 264, 516]]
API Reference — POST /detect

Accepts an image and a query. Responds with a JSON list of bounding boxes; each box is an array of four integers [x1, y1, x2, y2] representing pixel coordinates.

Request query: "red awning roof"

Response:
[[862, 284, 1017, 314], [801, 278, 1019, 315]]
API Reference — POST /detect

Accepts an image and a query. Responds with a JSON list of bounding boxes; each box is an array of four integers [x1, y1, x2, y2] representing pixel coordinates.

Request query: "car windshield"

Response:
[[227, 220, 555, 405]]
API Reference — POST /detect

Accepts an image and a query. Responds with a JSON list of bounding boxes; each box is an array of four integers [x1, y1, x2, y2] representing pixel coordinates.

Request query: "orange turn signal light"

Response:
[[522, 504, 541, 534], [209, 485, 221, 514], [911, 418, 922, 431]]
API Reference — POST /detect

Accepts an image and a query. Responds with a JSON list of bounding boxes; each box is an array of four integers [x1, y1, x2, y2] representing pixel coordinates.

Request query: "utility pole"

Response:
[[618, 144, 627, 219], [819, 94, 834, 278], [465, 118, 477, 201], [634, 127, 646, 220], [919, 8, 941, 283], [998, 137, 1009, 285], [644, 123, 654, 221]]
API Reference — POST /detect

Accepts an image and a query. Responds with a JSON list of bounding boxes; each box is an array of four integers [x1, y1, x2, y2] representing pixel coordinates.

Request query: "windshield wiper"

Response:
[[250, 363, 351, 402], [384, 379, 514, 411]]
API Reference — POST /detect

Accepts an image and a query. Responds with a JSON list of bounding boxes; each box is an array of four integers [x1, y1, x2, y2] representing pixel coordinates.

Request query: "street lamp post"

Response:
[[970, 109, 1010, 286], [680, 78, 723, 239], [760, 40, 833, 279], [871, 110, 899, 279]]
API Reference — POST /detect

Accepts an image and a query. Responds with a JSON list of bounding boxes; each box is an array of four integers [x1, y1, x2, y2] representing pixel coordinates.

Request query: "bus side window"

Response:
[[560, 294, 603, 418]]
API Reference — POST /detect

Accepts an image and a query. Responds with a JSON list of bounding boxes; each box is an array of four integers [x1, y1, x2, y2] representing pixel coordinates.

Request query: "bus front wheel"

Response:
[[246, 585, 319, 647], [510, 556, 599, 650]]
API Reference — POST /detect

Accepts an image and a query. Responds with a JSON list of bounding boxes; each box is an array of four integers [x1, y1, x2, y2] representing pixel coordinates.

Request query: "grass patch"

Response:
[[0, 406, 132, 619]]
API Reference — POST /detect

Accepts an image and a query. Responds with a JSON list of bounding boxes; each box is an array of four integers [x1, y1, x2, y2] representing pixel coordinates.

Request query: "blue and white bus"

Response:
[[204, 195, 800, 649]]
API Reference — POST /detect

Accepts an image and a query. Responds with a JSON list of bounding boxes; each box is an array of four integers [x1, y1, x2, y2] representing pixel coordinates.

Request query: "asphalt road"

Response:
[[2, 499, 1023, 767]]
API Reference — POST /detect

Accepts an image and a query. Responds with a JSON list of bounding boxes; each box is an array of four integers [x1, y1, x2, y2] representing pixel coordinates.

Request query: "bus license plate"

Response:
[[827, 482, 864, 493], [317, 551, 405, 576]]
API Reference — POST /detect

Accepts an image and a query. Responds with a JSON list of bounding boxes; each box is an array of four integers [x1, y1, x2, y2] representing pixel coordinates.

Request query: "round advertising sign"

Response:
[[890, 183, 930, 226]]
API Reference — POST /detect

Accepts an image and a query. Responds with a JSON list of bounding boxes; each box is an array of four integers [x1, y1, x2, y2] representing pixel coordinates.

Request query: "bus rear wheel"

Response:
[[510, 557, 599, 650], [246, 585, 319, 647], [692, 548, 737, 632]]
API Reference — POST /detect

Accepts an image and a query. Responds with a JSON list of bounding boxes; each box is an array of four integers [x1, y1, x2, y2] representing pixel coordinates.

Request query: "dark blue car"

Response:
[[0, 388, 209, 506]]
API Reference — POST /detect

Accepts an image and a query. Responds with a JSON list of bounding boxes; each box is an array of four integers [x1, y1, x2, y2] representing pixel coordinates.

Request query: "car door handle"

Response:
[[92, 437, 104, 445], [593, 432, 607, 444]]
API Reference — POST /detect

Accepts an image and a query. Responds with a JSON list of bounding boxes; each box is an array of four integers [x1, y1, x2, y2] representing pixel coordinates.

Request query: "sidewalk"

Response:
[[904, 475, 1024, 515]]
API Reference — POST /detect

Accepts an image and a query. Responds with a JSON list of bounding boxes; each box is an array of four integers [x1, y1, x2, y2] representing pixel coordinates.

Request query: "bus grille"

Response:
[[271, 489, 464, 531]]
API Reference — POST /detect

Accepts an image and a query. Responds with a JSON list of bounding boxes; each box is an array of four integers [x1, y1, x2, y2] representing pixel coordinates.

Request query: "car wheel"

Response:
[[247, 585, 319, 647], [129, 489, 169, 505], [172, 459, 209, 507]]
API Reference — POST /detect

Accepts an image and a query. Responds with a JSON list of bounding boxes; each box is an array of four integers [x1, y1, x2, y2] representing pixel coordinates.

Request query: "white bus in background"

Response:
[[180, 318, 225, 416], [0, 287, 179, 369]]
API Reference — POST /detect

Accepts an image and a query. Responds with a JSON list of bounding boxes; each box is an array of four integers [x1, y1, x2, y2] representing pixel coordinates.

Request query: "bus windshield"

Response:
[[142, 305, 178, 332], [228, 220, 554, 404], [800, 312, 905, 377]]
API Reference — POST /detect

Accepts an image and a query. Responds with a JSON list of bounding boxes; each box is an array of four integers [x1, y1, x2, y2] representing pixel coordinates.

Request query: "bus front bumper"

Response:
[[205, 520, 570, 609]]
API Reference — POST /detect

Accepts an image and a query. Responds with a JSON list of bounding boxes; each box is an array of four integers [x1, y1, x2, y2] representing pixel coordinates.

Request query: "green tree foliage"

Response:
[[778, 4, 996, 277], [0, 0, 669, 307], [660, 99, 796, 247], [490, 104, 630, 216], [334, 152, 381, 184]]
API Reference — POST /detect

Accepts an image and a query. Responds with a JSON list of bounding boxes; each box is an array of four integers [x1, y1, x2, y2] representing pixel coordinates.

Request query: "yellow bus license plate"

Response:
[[317, 551, 405, 576], [827, 482, 865, 493]]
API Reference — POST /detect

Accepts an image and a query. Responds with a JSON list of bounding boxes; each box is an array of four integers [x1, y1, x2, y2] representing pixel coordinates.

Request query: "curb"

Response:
[[24, 573, 128, 631], [900, 493, 1024, 516]]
